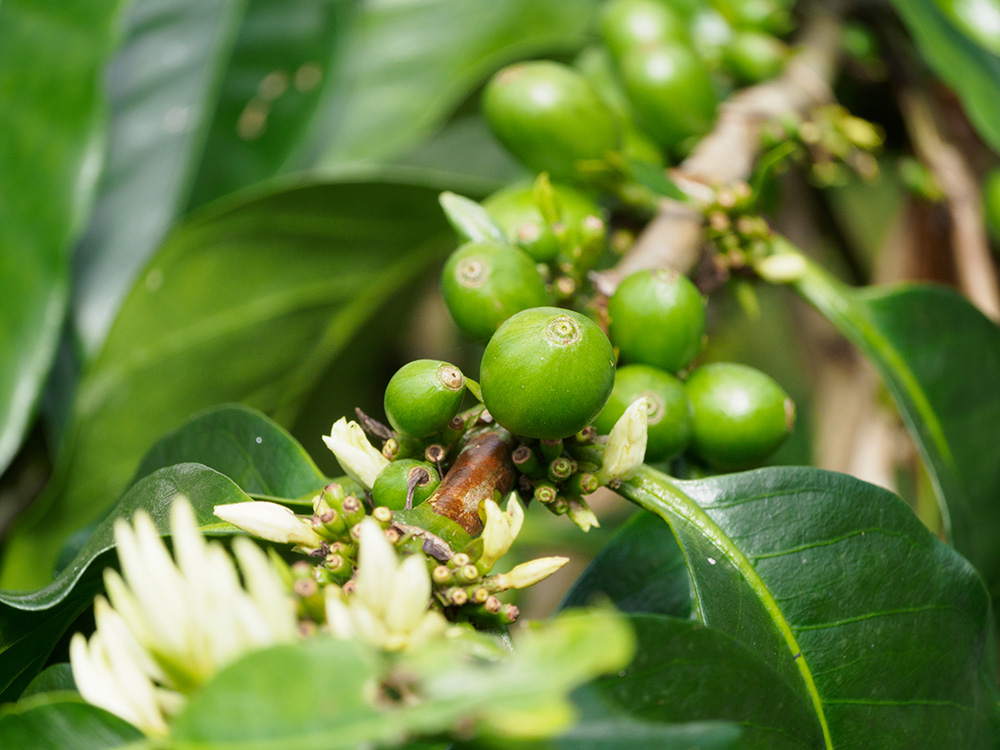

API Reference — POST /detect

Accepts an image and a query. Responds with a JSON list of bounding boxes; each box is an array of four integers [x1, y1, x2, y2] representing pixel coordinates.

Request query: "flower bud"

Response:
[[596, 397, 648, 485], [322, 417, 389, 489], [214, 501, 325, 548]]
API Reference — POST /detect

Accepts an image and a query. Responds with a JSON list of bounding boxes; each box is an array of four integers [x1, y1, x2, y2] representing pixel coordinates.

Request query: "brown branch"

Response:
[[426, 432, 515, 535], [898, 90, 1000, 320], [592, 9, 843, 295]]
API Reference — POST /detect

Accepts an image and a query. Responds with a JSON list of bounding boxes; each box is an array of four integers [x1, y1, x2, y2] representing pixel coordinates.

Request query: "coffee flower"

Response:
[[322, 417, 390, 489], [596, 397, 648, 485], [479, 493, 525, 572], [70, 497, 297, 735], [325, 519, 447, 651]]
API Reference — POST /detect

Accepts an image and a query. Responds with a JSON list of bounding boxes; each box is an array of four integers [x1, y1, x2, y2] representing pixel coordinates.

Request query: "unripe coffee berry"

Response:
[[441, 240, 550, 341], [372, 459, 440, 511], [685, 362, 794, 470], [723, 31, 787, 84], [592, 364, 692, 461], [601, 0, 688, 61], [384, 360, 465, 438], [607, 268, 706, 373], [619, 41, 717, 149], [483, 61, 620, 180], [480, 307, 616, 439], [483, 181, 606, 263]]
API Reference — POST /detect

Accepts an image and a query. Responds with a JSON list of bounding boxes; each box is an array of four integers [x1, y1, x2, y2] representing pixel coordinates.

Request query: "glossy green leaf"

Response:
[[21, 665, 76, 699], [500, 718, 739, 750], [321, 0, 600, 165], [618, 465, 1000, 749], [186, 0, 350, 208], [169, 610, 632, 749], [0, 694, 143, 750], [793, 264, 1000, 594], [0, 0, 126, 475], [1, 176, 456, 590], [132, 404, 327, 499], [0, 463, 252, 699], [561, 511, 691, 618], [72, 0, 247, 351], [571, 615, 818, 749], [889, 0, 1000, 154]]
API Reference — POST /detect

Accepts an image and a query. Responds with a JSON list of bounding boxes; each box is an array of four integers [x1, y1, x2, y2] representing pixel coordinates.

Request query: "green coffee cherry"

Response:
[[480, 307, 616, 439], [600, 0, 688, 61], [384, 359, 466, 438], [689, 7, 735, 67], [441, 240, 551, 340], [619, 41, 718, 149], [723, 31, 787, 84], [483, 181, 606, 264], [685, 362, 794, 470], [372, 459, 441, 511], [482, 61, 620, 181], [607, 268, 706, 372], [592, 364, 692, 462], [983, 167, 1000, 245]]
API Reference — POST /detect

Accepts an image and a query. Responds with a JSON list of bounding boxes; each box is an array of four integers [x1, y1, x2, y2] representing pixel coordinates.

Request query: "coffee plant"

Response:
[[3, 0, 1000, 747]]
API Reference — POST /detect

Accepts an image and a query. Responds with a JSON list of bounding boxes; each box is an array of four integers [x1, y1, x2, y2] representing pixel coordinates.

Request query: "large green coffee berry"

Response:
[[600, 0, 687, 60], [481, 307, 616, 439], [592, 364, 692, 461], [482, 61, 620, 180], [372, 459, 441, 511], [384, 359, 466, 438], [607, 268, 706, 372], [483, 181, 606, 263], [723, 31, 787, 84], [619, 41, 718, 149], [685, 362, 794, 470], [441, 241, 551, 340]]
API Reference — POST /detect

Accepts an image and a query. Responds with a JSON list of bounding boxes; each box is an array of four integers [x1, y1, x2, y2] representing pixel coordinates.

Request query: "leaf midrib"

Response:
[[622, 466, 833, 749]]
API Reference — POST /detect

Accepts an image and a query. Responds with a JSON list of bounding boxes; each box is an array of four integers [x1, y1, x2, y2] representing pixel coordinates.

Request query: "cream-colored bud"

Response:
[[597, 397, 648, 485], [214, 501, 325, 548], [322, 417, 390, 489]]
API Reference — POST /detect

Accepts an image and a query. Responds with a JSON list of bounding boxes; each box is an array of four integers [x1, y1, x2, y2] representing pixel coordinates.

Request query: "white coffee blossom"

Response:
[[325, 519, 447, 651], [70, 497, 297, 735], [322, 417, 389, 489], [596, 397, 648, 485]]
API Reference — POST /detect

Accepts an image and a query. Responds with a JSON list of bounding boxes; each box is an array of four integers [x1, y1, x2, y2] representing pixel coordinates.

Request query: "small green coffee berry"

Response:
[[592, 364, 692, 462], [723, 31, 788, 84], [600, 0, 688, 61], [371, 459, 441, 511], [618, 41, 717, 149], [480, 307, 616, 440], [384, 360, 466, 438], [441, 240, 551, 341], [482, 61, 620, 180], [607, 268, 706, 372], [685, 362, 794, 470], [483, 181, 606, 264]]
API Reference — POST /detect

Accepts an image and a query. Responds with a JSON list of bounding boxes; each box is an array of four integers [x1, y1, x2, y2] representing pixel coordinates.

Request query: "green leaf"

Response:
[[505, 718, 739, 750], [0, 694, 143, 750], [439, 192, 507, 244], [793, 263, 1000, 593], [571, 614, 819, 749], [72, 0, 248, 351], [20, 665, 76, 699], [1, 175, 456, 590], [0, 0, 127, 475], [618, 465, 1000, 749], [321, 0, 600, 165], [169, 610, 632, 749], [132, 404, 327, 499], [185, 0, 351, 208], [889, 0, 1000, 154], [0, 464, 252, 699], [561, 511, 692, 618]]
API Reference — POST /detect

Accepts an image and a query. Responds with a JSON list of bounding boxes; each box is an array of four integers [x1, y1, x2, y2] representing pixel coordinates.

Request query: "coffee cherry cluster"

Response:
[[480, 0, 795, 195], [597, 267, 795, 471]]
